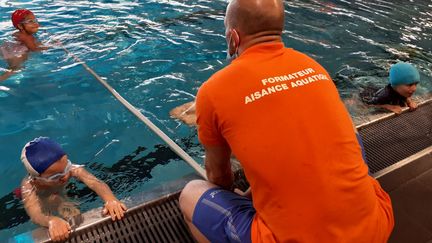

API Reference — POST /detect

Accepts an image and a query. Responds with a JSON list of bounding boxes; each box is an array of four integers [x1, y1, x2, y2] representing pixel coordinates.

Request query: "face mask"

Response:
[[226, 32, 239, 62]]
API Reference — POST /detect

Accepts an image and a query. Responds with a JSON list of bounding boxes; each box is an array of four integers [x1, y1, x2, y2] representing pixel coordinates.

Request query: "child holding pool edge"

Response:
[[363, 62, 420, 114], [0, 9, 47, 81], [20, 137, 127, 242]]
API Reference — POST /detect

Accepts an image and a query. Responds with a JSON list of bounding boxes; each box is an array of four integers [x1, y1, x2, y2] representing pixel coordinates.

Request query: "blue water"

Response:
[[0, 0, 431, 239]]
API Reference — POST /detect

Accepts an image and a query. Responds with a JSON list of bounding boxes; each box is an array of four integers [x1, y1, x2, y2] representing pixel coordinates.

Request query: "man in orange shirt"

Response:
[[179, 0, 394, 242]]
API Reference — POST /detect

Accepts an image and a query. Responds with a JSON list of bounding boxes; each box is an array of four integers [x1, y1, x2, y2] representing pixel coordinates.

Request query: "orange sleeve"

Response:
[[196, 82, 226, 146]]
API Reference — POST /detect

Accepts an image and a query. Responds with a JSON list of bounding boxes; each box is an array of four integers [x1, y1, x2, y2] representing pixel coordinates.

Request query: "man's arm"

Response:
[[203, 144, 234, 190], [72, 167, 127, 220], [348, 115, 369, 166], [196, 83, 234, 189]]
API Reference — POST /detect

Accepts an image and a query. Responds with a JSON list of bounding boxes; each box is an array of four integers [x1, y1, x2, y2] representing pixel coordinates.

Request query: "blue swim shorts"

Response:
[[192, 187, 256, 243]]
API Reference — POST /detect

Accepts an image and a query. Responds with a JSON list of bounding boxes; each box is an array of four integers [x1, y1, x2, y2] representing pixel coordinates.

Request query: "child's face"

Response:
[[394, 83, 417, 98], [20, 13, 39, 34], [35, 155, 72, 185]]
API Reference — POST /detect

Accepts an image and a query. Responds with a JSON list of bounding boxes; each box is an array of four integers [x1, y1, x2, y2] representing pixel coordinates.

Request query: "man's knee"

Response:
[[179, 180, 211, 207], [179, 180, 216, 220]]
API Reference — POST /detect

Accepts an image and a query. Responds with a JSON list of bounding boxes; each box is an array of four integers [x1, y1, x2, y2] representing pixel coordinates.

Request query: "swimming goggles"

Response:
[[21, 19, 38, 24], [34, 160, 73, 182]]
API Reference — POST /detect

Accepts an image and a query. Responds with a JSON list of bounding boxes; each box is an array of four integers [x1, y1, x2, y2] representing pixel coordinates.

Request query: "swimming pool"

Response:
[[0, 0, 431, 239]]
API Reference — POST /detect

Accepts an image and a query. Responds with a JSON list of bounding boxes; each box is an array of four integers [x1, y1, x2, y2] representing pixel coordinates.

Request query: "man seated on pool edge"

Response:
[[178, 0, 393, 242], [20, 137, 127, 242]]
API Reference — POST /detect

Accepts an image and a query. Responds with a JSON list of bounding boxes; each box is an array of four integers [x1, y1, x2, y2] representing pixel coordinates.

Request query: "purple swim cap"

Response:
[[21, 137, 66, 176]]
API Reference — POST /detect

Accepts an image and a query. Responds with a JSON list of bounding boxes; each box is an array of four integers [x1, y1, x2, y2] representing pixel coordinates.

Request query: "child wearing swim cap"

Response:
[[0, 9, 46, 81], [20, 137, 127, 242], [364, 62, 420, 114]]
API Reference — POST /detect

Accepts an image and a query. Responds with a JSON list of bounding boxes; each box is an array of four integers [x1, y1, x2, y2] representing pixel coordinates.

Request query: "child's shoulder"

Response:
[[361, 84, 392, 105], [21, 174, 33, 184], [20, 176, 35, 196], [13, 31, 23, 38], [13, 32, 25, 41], [369, 84, 407, 106], [375, 84, 393, 96], [14, 31, 35, 42]]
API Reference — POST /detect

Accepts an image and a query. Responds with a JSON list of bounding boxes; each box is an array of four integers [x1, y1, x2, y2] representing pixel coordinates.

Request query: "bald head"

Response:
[[225, 0, 284, 36]]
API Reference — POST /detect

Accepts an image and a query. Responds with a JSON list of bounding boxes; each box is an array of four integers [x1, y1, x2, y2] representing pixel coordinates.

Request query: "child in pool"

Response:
[[363, 62, 420, 114], [20, 137, 127, 242], [0, 9, 46, 81]]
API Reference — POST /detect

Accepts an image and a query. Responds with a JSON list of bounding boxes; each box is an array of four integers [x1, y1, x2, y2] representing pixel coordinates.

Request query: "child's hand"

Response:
[[407, 100, 418, 111], [102, 200, 127, 221], [48, 216, 71, 242]]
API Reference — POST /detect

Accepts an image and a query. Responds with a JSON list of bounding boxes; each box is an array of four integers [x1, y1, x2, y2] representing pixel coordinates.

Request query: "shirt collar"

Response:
[[237, 41, 285, 60]]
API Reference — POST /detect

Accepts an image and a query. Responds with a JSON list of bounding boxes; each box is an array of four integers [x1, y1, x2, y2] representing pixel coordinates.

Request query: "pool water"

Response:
[[0, 0, 431, 239]]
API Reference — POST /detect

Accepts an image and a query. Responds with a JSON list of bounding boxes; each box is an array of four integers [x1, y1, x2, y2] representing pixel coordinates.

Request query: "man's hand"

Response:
[[234, 187, 252, 199], [48, 216, 71, 242], [102, 200, 128, 221]]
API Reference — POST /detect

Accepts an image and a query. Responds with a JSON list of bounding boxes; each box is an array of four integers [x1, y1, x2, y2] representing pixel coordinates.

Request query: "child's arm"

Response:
[[406, 97, 418, 111], [365, 86, 404, 114], [375, 104, 403, 114], [71, 167, 127, 220], [0, 70, 15, 82], [16, 34, 47, 51], [21, 179, 71, 241]]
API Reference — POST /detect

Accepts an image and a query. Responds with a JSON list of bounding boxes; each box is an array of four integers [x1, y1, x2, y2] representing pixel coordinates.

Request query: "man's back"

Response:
[[196, 42, 394, 242]]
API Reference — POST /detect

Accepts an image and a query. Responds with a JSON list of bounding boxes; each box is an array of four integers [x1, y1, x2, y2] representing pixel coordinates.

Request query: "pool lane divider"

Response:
[[58, 43, 207, 179]]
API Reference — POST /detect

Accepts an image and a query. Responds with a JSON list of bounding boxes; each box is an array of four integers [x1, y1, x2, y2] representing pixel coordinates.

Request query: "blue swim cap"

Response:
[[21, 137, 66, 176], [389, 62, 420, 87]]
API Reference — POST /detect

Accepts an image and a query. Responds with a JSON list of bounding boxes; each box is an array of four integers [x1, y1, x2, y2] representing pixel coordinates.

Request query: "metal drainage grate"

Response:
[[359, 100, 432, 174], [60, 192, 195, 243]]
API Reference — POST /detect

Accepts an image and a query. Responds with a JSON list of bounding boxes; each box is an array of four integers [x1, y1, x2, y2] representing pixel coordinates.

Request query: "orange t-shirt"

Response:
[[196, 42, 394, 242]]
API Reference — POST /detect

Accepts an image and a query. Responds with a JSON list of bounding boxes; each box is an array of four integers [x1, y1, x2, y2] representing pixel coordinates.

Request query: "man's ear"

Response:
[[17, 24, 24, 31], [230, 29, 240, 47]]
